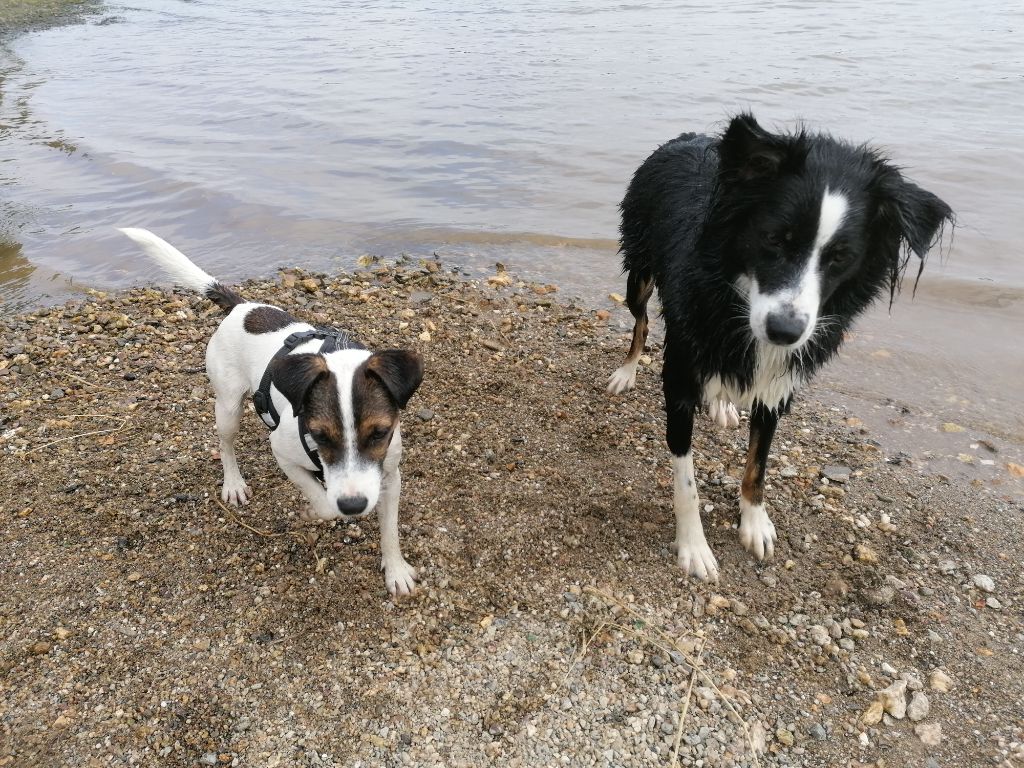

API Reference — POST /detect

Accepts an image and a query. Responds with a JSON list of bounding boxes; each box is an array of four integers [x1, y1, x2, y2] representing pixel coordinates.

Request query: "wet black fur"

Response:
[[620, 113, 953, 413]]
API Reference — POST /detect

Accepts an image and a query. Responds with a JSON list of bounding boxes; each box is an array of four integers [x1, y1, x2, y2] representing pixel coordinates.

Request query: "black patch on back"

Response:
[[205, 281, 245, 312], [244, 306, 298, 334]]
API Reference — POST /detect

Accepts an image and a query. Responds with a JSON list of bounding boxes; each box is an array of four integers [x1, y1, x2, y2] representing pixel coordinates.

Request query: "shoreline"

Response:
[[1, 261, 1021, 766], [0, 0, 102, 41]]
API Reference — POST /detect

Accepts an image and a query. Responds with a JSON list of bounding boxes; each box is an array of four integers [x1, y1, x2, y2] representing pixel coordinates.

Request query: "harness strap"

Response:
[[252, 327, 356, 484]]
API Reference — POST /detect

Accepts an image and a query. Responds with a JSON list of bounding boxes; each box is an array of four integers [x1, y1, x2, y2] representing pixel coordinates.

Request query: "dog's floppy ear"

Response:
[[270, 353, 330, 416], [875, 168, 953, 258], [365, 350, 424, 409], [719, 113, 800, 182]]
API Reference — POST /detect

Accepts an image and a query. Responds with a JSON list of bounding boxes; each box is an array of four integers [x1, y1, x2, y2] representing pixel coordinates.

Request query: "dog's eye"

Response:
[[367, 427, 390, 444], [763, 231, 792, 248], [309, 428, 328, 443]]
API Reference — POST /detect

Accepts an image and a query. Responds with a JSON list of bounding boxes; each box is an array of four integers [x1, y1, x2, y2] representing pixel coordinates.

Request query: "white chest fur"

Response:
[[702, 342, 804, 411]]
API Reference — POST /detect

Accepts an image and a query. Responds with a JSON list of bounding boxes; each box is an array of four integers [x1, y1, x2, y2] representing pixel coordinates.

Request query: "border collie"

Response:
[[607, 113, 952, 581], [119, 228, 424, 596]]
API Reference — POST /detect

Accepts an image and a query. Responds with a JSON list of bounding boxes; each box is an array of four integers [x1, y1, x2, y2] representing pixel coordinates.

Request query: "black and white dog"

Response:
[[120, 228, 424, 595], [607, 114, 952, 581]]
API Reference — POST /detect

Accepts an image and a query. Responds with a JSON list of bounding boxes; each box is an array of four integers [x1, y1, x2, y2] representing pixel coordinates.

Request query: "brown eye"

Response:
[[368, 426, 390, 444]]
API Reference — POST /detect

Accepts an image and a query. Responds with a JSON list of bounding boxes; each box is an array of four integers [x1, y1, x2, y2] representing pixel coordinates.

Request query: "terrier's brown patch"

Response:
[[352, 362, 400, 463]]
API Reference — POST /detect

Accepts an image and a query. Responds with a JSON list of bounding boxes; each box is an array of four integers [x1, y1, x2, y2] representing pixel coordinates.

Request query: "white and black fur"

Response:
[[608, 114, 953, 581], [119, 228, 424, 596]]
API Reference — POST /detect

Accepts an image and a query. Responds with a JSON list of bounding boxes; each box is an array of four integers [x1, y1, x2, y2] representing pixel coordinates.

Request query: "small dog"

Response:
[[119, 228, 424, 595], [608, 114, 952, 581]]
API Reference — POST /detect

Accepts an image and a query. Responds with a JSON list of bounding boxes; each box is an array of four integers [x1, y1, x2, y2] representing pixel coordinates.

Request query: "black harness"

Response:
[[252, 328, 358, 484]]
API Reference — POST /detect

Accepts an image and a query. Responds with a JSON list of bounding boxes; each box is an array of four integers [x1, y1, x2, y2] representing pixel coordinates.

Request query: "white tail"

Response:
[[118, 227, 217, 294]]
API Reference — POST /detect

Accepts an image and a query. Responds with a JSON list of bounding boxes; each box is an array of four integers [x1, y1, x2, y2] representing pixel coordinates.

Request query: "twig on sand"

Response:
[[581, 587, 762, 768], [670, 637, 705, 768], [215, 498, 325, 570], [216, 498, 291, 538], [63, 371, 123, 393], [22, 415, 130, 455]]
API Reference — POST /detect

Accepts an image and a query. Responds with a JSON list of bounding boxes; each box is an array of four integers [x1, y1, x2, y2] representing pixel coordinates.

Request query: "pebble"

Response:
[[907, 691, 930, 721], [986, 597, 1002, 609], [860, 699, 884, 726], [808, 625, 830, 647], [855, 543, 879, 563], [808, 723, 827, 741], [822, 465, 851, 483], [929, 669, 953, 692], [972, 574, 995, 593], [200, 754, 218, 766], [415, 408, 434, 422], [878, 679, 908, 719], [915, 722, 943, 746], [775, 727, 794, 747], [626, 650, 644, 665]]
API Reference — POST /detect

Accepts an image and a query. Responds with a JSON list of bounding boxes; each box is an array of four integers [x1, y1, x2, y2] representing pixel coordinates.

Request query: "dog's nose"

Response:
[[764, 310, 807, 346], [336, 495, 368, 516]]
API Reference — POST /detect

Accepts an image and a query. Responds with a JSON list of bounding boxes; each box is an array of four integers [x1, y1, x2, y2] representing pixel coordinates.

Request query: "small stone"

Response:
[[126, 572, 142, 583], [416, 408, 434, 422], [300, 278, 320, 294], [808, 723, 827, 741], [881, 662, 898, 677], [626, 650, 644, 665], [199, 754, 218, 766], [929, 669, 953, 692], [28, 641, 52, 656], [907, 692, 930, 721], [729, 599, 748, 616], [937, 559, 957, 575], [915, 722, 942, 746], [409, 291, 433, 304], [822, 465, 851, 483], [860, 699, 884, 726], [972, 574, 995, 593], [808, 625, 830, 647], [855, 543, 879, 563], [824, 577, 850, 597], [775, 728, 794, 747], [986, 597, 1002, 610], [54, 627, 72, 640], [878, 679, 908, 719], [863, 586, 895, 606], [49, 388, 65, 400]]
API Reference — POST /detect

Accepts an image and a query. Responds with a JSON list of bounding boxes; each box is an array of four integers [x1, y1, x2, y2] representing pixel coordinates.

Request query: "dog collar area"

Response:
[[253, 328, 359, 484]]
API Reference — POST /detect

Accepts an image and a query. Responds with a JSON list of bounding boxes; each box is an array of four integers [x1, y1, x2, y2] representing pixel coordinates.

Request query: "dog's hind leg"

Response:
[[663, 348, 719, 581], [607, 268, 654, 394], [737, 400, 780, 560], [214, 389, 252, 505]]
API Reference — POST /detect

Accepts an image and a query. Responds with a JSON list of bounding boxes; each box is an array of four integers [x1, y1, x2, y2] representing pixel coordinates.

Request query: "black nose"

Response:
[[336, 496, 368, 516], [765, 310, 807, 346]]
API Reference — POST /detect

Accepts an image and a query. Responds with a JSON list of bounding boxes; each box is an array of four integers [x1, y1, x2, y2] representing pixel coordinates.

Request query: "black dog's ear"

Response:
[[270, 353, 330, 415], [719, 113, 801, 182], [875, 168, 954, 258], [365, 350, 424, 409]]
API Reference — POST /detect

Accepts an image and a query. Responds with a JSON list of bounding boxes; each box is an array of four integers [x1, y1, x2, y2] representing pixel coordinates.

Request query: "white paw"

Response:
[[738, 500, 777, 561], [221, 481, 252, 506], [708, 399, 740, 429], [671, 532, 720, 582], [382, 557, 418, 597], [607, 363, 638, 395]]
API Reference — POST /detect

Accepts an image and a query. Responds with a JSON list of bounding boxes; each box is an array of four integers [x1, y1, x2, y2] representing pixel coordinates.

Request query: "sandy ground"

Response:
[[1, 261, 1022, 767]]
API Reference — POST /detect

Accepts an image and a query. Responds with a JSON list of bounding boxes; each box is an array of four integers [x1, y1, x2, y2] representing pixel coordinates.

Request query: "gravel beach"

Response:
[[1, 261, 1022, 767]]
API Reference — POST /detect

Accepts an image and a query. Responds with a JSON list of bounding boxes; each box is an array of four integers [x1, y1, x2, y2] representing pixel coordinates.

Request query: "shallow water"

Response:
[[1, 0, 1022, 465]]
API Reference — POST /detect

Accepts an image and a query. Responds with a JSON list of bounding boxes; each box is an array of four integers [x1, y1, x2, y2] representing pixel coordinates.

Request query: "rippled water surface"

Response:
[[1, 0, 1022, 455]]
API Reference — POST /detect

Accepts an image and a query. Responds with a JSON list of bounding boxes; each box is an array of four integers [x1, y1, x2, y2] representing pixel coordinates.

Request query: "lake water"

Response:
[[1, 0, 1022, 480]]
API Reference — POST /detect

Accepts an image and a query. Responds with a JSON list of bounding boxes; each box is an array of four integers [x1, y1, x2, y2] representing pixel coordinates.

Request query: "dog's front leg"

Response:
[[664, 352, 718, 581], [278, 460, 337, 521], [215, 394, 252, 505], [738, 400, 780, 560], [376, 466, 417, 597]]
